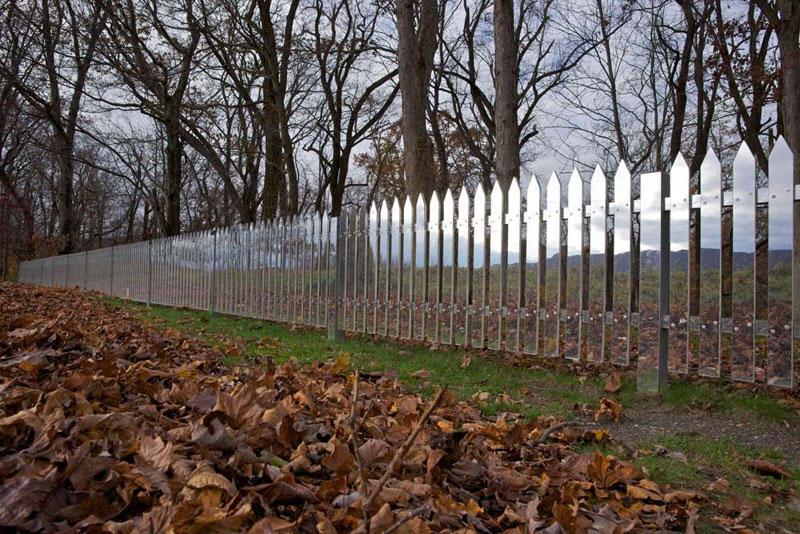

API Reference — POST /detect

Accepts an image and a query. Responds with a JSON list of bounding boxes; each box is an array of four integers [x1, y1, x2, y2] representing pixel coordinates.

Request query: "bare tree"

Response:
[[396, 0, 437, 200], [0, 0, 106, 252], [97, 0, 201, 236], [303, 0, 399, 216], [445, 0, 602, 185], [754, 0, 799, 182]]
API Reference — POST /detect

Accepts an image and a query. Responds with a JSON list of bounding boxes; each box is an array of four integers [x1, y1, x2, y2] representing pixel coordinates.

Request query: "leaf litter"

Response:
[[0, 283, 703, 533]]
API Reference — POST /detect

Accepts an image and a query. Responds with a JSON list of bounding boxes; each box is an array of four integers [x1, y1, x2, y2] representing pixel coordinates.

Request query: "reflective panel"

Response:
[[732, 143, 756, 382], [506, 178, 522, 351], [487, 180, 504, 350], [414, 195, 426, 340], [379, 200, 390, 336], [293, 220, 302, 323], [369, 203, 379, 334], [442, 189, 456, 344], [321, 214, 331, 328], [669, 154, 690, 373], [341, 212, 352, 328], [564, 169, 583, 360], [401, 196, 413, 338], [291, 219, 301, 323], [587, 166, 607, 362], [543, 174, 561, 357], [390, 198, 401, 337], [637, 172, 663, 392], [697, 151, 722, 377], [611, 162, 632, 366], [523, 175, 541, 354], [427, 191, 442, 342], [352, 210, 362, 330], [472, 183, 487, 348], [359, 209, 369, 332], [455, 188, 471, 346], [766, 138, 794, 387]]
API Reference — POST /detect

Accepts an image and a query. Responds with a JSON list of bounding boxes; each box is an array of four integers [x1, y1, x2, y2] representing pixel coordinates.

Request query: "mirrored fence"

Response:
[[19, 140, 799, 390]]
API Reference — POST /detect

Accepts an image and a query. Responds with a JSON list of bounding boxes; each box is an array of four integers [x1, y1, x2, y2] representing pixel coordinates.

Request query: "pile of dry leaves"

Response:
[[0, 283, 702, 532]]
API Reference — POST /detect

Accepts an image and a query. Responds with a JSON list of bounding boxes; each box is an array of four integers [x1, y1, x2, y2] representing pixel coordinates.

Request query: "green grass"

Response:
[[109, 297, 800, 530], [109, 297, 798, 426], [617, 380, 800, 424], [577, 434, 800, 531], [109, 298, 606, 418]]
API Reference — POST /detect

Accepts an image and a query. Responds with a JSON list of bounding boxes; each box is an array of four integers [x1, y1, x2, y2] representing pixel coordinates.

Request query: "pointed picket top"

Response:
[[457, 185, 470, 217], [700, 148, 721, 194], [733, 142, 756, 203], [508, 177, 521, 213], [733, 141, 755, 183], [415, 193, 426, 229], [380, 198, 389, 219], [370, 201, 378, 220], [443, 189, 455, 224], [590, 165, 606, 209], [518, 173, 530, 194], [490, 178, 504, 211], [391, 196, 401, 220], [568, 168, 583, 213], [671, 152, 689, 173], [546, 172, 561, 214], [429, 190, 441, 223], [671, 152, 690, 208], [526, 173, 541, 216], [403, 195, 414, 228], [770, 135, 793, 160], [769, 136, 794, 185], [474, 182, 486, 221], [768, 135, 794, 251], [614, 160, 631, 206], [700, 148, 721, 180]]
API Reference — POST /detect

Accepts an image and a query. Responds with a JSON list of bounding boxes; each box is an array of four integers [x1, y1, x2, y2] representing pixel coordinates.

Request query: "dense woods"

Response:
[[0, 0, 797, 274]]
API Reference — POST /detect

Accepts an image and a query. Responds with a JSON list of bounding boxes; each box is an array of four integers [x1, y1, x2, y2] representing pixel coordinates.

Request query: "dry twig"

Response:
[[352, 386, 447, 534], [533, 421, 598, 445]]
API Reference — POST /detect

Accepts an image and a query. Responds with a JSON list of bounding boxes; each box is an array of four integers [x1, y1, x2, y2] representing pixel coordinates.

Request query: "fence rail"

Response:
[[20, 140, 799, 391]]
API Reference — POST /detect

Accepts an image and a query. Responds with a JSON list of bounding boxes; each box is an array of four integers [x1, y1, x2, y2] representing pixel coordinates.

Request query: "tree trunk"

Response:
[[263, 79, 282, 221], [164, 106, 183, 236], [56, 133, 76, 253], [396, 0, 437, 201], [493, 0, 520, 190], [773, 1, 800, 183]]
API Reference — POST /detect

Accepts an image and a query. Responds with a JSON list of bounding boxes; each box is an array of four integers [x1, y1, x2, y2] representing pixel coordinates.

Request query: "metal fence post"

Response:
[[147, 240, 153, 306], [210, 229, 217, 314], [329, 214, 345, 341], [83, 250, 88, 289]]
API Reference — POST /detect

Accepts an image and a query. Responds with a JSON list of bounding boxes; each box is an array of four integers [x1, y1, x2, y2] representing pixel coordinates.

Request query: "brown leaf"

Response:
[[594, 397, 622, 422], [358, 439, 391, 467], [138, 435, 174, 471], [603, 371, 622, 393], [746, 458, 790, 478], [187, 470, 237, 496]]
